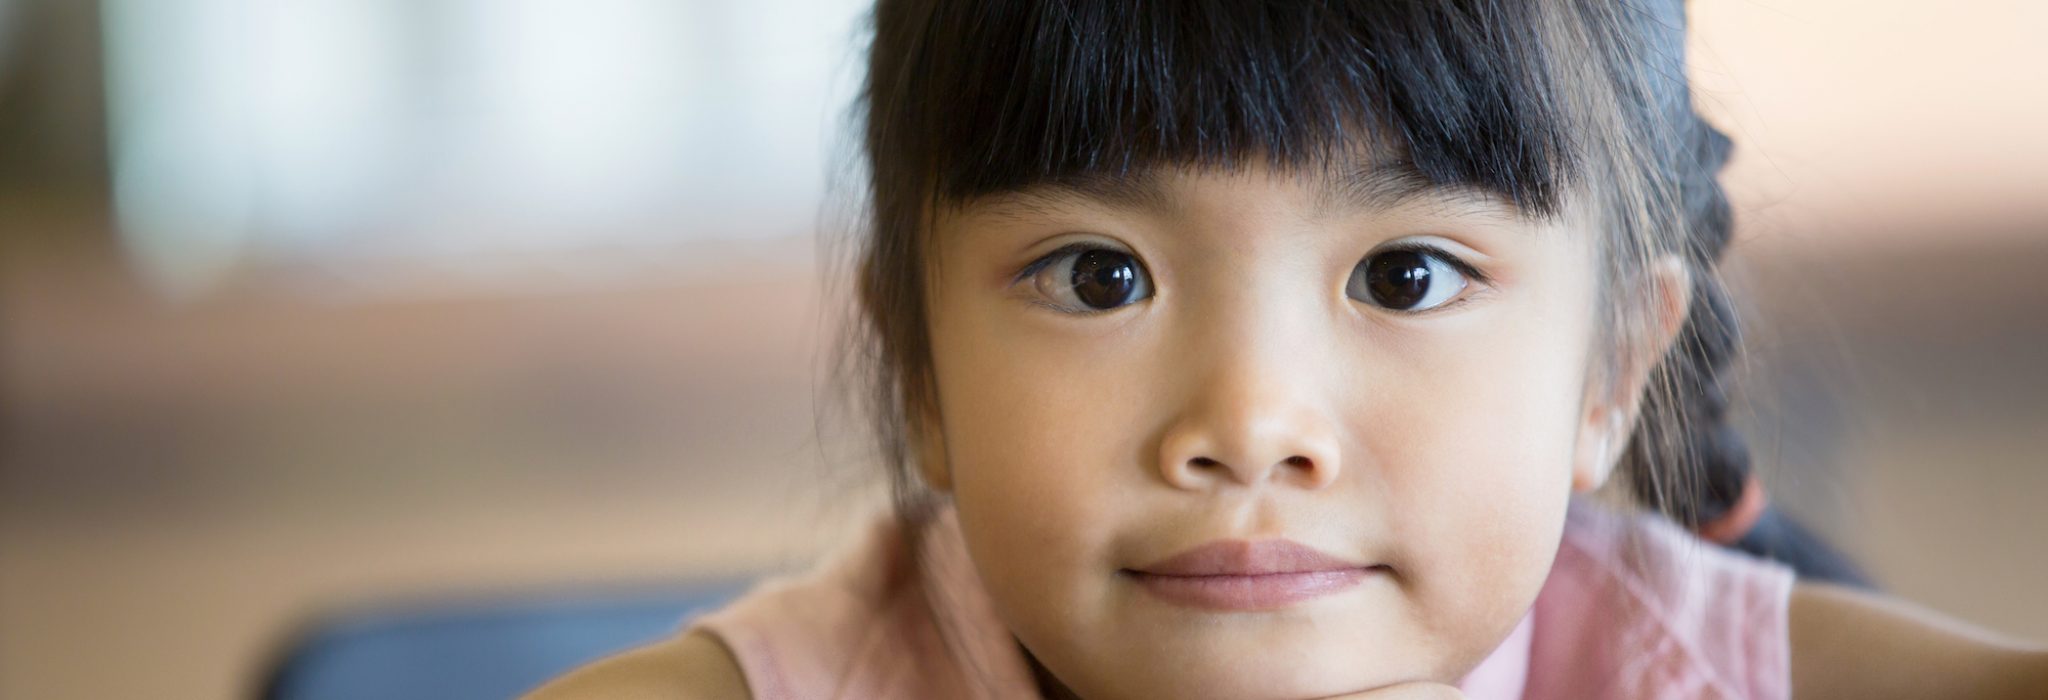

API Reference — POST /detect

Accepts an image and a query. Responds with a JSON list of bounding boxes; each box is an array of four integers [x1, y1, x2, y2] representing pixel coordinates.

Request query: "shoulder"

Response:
[[1552, 498, 1797, 633], [525, 513, 917, 700], [1528, 498, 1797, 699], [520, 630, 750, 700]]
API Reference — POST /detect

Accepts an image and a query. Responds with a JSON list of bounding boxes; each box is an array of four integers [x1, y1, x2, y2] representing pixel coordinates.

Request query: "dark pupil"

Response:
[[1070, 249, 1140, 310], [1366, 250, 1432, 310]]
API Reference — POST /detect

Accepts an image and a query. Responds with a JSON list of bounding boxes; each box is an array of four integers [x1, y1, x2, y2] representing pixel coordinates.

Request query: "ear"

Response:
[[913, 397, 953, 492], [1572, 256, 1693, 493]]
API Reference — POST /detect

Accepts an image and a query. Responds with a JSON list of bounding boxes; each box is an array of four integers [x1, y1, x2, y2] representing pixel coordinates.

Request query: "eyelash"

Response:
[[1010, 242, 1100, 286], [1009, 242, 1131, 316], [1008, 241, 1493, 315], [1372, 243, 1494, 316], [1390, 244, 1491, 283]]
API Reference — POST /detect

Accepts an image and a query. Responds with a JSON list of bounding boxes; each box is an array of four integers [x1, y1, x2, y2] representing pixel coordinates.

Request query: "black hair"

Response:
[[868, 1, 1581, 217]]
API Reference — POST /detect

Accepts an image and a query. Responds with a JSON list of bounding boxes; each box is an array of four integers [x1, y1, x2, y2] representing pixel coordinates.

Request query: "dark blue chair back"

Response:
[[260, 580, 752, 700]]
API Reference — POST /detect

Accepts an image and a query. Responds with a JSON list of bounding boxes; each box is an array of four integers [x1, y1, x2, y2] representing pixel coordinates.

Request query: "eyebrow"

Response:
[[972, 157, 1521, 224]]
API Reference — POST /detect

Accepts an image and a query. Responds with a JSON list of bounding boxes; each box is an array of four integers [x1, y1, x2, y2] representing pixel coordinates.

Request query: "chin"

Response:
[[1097, 663, 1400, 700], [1073, 628, 1437, 700]]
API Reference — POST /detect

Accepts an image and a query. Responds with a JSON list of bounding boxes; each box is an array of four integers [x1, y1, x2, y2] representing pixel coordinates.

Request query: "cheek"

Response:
[[1370, 311, 1585, 531], [925, 296, 1145, 643], [1359, 281, 1595, 666]]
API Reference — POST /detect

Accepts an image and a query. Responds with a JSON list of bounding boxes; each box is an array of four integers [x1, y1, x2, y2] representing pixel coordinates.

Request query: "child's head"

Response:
[[839, 0, 1744, 696]]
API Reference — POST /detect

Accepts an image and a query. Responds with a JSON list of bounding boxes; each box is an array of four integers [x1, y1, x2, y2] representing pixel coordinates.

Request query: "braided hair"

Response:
[[1621, 104, 1873, 586], [1615, 83, 1752, 537], [1595, 3, 1870, 585]]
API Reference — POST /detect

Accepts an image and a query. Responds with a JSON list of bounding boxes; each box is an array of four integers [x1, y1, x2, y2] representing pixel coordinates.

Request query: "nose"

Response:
[[1155, 358, 1344, 491]]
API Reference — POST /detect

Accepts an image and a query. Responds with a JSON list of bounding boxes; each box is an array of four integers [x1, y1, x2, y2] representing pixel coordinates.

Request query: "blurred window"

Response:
[[103, 0, 868, 297]]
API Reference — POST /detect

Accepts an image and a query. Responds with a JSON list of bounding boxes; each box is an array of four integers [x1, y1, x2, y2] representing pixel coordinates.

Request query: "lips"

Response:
[[1124, 539, 1385, 611]]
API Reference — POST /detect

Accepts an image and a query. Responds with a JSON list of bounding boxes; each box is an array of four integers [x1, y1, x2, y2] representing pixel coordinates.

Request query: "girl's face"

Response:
[[922, 161, 1628, 699]]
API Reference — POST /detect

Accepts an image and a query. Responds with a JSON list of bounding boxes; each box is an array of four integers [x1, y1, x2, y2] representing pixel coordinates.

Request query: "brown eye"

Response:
[[1030, 246, 1153, 312], [1349, 247, 1470, 311]]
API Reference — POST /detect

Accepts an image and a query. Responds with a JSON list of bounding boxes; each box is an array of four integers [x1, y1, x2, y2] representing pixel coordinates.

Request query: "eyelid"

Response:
[[1010, 241, 1103, 286], [1369, 236, 1494, 285], [1009, 240, 1150, 317], [1354, 237, 1496, 316]]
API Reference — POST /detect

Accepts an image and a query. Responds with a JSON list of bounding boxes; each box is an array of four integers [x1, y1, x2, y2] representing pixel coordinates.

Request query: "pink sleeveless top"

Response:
[[690, 498, 1794, 699]]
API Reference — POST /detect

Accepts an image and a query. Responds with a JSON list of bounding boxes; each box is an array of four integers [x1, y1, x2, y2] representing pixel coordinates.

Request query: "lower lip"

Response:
[[1126, 567, 1384, 611]]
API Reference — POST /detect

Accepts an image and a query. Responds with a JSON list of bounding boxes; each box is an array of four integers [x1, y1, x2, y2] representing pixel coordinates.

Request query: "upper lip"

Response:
[[1130, 539, 1374, 576]]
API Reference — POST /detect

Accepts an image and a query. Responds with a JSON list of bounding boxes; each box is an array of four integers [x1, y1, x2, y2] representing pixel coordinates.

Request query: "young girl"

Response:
[[533, 1, 2048, 697]]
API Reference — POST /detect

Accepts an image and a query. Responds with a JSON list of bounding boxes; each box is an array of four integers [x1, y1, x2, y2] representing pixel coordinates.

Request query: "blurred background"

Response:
[[2, 0, 2044, 698]]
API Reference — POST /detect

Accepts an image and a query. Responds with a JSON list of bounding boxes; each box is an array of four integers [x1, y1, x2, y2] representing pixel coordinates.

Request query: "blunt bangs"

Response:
[[865, 0, 1585, 218]]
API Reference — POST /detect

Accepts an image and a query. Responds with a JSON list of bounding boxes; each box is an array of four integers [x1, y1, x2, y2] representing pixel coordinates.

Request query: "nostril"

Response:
[[1284, 455, 1312, 469], [1190, 456, 1222, 469]]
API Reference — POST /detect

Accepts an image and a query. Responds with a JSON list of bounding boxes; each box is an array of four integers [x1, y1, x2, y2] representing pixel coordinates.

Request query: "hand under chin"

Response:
[[1316, 681, 1469, 699]]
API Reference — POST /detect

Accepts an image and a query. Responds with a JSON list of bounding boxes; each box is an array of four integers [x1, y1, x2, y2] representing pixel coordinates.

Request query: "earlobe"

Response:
[[914, 404, 953, 492], [1571, 411, 1627, 493]]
